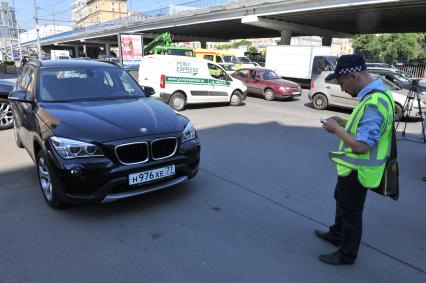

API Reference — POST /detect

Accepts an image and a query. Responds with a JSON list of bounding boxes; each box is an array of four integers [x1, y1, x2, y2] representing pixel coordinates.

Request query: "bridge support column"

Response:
[[74, 46, 79, 57], [279, 30, 292, 45], [105, 43, 111, 56], [322, 36, 332, 46], [83, 45, 87, 57], [200, 41, 207, 49]]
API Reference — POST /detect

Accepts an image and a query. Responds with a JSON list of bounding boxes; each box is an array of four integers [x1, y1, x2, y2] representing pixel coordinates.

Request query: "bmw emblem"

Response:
[[139, 128, 149, 134]]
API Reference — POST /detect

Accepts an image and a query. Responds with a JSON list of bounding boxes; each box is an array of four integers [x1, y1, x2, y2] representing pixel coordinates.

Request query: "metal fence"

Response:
[[395, 63, 426, 78]]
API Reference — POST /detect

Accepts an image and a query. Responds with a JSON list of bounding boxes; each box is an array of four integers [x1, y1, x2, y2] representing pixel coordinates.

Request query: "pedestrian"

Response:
[[316, 54, 395, 265], [20, 56, 28, 67]]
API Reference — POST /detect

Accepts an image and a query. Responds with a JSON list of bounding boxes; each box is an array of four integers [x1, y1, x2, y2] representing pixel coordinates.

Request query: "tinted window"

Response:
[[208, 63, 227, 80], [39, 66, 146, 102], [215, 56, 223, 63], [203, 55, 214, 61], [167, 49, 193, 57], [235, 70, 249, 78], [223, 55, 239, 63], [261, 70, 280, 80]]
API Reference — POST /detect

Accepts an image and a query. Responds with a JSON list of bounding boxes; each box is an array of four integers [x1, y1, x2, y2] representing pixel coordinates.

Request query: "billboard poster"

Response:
[[119, 33, 143, 68]]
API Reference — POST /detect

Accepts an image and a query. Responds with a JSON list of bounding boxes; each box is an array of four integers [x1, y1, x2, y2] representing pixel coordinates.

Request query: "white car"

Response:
[[309, 71, 426, 121]]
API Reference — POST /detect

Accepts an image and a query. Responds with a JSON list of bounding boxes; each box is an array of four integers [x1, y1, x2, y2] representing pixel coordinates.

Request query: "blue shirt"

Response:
[[355, 79, 387, 148]]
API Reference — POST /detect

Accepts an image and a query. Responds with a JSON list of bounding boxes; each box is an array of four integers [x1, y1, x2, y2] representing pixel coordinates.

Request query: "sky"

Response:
[[12, 0, 197, 31]]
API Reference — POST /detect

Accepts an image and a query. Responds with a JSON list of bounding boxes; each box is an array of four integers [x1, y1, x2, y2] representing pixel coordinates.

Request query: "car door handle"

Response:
[[326, 86, 331, 89]]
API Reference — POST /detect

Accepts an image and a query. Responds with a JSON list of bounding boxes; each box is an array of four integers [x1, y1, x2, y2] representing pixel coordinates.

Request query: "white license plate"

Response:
[[129, 165, 175, 185], [292, 91, 301, 95]]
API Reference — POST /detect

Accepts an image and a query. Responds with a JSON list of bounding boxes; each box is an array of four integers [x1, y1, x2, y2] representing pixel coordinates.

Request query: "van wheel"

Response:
[[312, 93, 328, 110], [169, 92, 186, 111], [230, 90, 242, 106], [264, 88, 275, 101], [36, 150, 64, 209], [394, 103, 403, 121]]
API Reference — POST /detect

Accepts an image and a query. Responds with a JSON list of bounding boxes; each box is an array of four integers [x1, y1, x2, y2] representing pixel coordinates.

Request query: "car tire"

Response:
[[230, 90, 243, 106], [13, 119, 23, 148], [0, 98, 13, 130], [264, 88, 275, 101], [394, 103, 403, 121], [36, 150, 64, 209], [169, 92, 186, 111], [312, 93, 328, 110]]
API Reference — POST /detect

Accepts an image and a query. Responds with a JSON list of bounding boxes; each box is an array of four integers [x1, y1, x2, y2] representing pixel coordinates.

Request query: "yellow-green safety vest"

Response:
[[329, 90, 395, 189]]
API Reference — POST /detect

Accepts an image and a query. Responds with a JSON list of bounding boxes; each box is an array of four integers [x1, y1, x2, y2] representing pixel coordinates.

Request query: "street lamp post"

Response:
[[33, 0, 41, 59]]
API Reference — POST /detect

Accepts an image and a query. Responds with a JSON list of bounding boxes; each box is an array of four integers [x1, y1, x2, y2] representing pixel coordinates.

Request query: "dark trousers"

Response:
[[328, 171, 368, 260]]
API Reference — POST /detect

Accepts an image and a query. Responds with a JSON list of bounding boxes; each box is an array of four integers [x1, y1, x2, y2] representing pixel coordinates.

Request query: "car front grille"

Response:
[[151, 138, 178, 160], [115, 142, 149, 165]]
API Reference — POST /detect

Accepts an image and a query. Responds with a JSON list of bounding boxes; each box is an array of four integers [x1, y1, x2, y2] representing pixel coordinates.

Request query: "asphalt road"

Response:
[[1, 93, 425, 283]]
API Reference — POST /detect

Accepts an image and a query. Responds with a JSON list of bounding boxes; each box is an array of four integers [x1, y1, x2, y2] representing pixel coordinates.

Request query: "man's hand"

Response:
[[328, 116, 347, 127], [322, 118, 340, 133]]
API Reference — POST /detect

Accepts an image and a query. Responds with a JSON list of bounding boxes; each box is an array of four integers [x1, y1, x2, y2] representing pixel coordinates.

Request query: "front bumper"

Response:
[[45, 136, 200, 204]]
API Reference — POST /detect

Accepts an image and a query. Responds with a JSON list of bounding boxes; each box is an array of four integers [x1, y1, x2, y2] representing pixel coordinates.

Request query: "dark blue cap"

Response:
[[325, 54, 366, 81]]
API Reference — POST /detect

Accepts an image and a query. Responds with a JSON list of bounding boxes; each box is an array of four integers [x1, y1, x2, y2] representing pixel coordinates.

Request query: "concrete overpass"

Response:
[[22, 0, 426, 55]]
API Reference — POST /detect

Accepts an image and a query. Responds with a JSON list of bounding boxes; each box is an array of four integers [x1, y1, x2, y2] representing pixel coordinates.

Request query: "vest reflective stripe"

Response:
[[329, 90, 394, 188]]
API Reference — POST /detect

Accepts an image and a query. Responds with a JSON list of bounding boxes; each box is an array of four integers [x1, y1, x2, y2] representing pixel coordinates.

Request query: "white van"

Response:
[[138, 55, 247, 111]]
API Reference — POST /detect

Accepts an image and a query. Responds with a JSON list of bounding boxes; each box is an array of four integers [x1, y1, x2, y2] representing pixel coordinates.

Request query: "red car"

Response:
[[232, 68, 302, 101]]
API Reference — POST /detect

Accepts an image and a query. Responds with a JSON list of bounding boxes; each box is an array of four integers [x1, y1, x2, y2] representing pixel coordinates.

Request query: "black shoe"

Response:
[[314, 229, 340, 247], [319, 251, 355, 265]]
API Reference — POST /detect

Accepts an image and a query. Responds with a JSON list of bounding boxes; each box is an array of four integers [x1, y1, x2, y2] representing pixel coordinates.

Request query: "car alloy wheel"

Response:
[[312, 93, 328, 110], [38, 155, 53, 201], [264, 89, 275, 101], [0, 98, 13, 130]]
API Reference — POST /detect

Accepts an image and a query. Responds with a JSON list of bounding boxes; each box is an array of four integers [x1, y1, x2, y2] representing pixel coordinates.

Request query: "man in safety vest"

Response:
[[315, 54, 394, 265]]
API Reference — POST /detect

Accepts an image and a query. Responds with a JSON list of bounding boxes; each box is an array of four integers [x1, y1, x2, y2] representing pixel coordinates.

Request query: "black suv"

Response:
[[9, 60, 200, 208]]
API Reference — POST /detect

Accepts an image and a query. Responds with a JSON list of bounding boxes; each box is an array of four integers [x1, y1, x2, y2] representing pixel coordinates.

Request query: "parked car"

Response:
[[232, 67, 302, 101], [9, 60, 200, 208], [0, 79, 15, 130], [309, 71, 426, 121], [366, 63, 398, 71], [367, 68, 413, 90]]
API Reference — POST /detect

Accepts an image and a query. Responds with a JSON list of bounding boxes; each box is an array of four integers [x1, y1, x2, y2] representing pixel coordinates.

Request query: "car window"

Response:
[[215, 56, 223, 63], [235, 70, 249, 78], [223, 55, 239, 64], [261, 70, 280, 80], [39, 66, 146, 102], [249, 70, 258, 80], [18, 66, 32, 91], [25, 67, 36, 100], [203, 55, 214, 61], [208, 63, 227, 80]]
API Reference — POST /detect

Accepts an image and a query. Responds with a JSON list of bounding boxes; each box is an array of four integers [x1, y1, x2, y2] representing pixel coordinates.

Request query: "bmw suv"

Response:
[[9, 60, 200, 208]]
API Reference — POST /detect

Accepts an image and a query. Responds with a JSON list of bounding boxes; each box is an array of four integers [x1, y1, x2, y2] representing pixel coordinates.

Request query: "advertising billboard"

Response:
[[119, 33, 143, 68]]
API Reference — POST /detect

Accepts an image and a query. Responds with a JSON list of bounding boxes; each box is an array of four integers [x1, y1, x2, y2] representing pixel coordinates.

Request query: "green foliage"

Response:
[[248, 46, 258, 53], [218, 40, 253, 49], [3, 61, 16, 65], [353, 33, 426, 62]]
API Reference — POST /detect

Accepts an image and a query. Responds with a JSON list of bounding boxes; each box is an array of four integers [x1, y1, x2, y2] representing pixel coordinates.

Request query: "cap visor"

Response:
[[325, 73, 337, 81]]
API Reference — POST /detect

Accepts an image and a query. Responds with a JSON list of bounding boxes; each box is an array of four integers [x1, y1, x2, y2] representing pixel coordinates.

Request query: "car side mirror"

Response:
[[8, 90, 32, 103], [143, 86, 155, 97]]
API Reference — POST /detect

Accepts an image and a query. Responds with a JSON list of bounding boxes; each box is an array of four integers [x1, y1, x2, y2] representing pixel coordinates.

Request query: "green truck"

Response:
[[144, 32, 193, 57]]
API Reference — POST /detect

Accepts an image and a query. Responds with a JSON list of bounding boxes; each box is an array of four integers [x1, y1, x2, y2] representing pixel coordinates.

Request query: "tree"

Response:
[[352, 33, 426, 63]]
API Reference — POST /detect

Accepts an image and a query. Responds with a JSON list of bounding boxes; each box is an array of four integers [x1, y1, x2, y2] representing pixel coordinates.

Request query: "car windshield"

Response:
[[39, 66, 146, 102], [261, 70, 281, 80], [223, 55, 239, 63]]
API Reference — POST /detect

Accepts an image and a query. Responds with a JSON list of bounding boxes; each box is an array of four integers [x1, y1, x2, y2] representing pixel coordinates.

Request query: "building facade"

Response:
[[72, 0, 128, 28], [0, 0, 18, 54], [20, 25, 72, 44]]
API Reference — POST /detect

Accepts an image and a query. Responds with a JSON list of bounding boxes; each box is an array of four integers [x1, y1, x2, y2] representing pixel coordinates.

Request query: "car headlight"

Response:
[[50, 136, 104, 159], [181, 121, 196, 143], [279, 86, 290, 91]]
